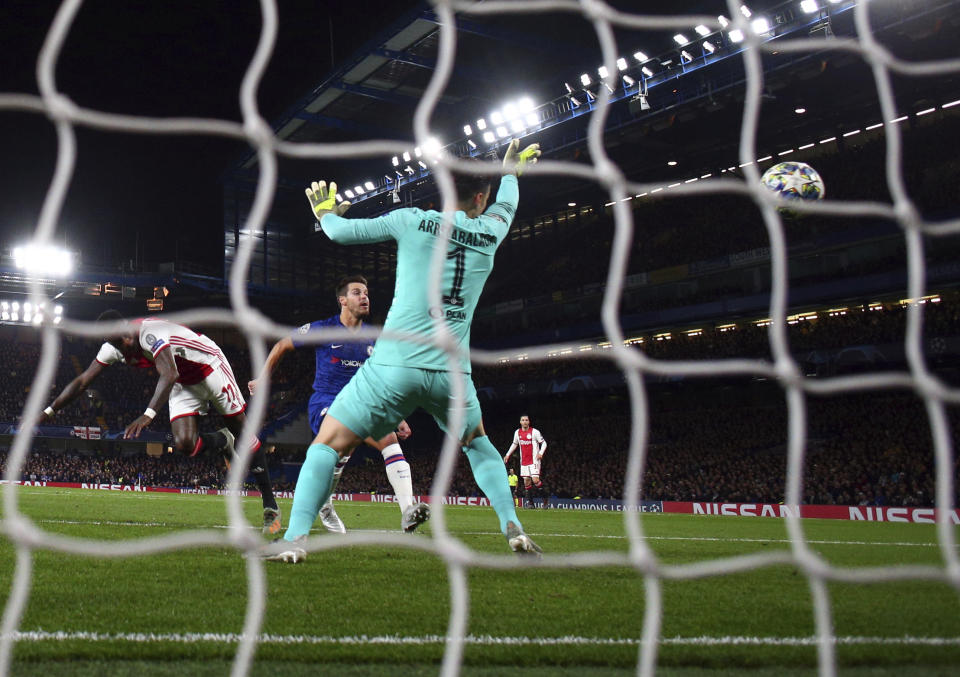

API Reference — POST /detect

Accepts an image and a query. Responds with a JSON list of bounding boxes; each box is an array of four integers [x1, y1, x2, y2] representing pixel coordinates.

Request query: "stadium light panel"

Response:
[[568, 95, 581, 107], [681, 50, 693, 62], [673, 33, 689, 45], [12, 302, 19, 310], [598, 65, 610, 80], [510, 118, 525, 132], [476, 118, 487, 130], [633, 51, 648, 62], [337, 192, 344, 201], [729, 29, 745, 42], [404, 165, 415, 175], [622, 75, 635, 86], [53, 316, 61, 324], [800, 0, 819, 12], [580, 73, 591, 86], [490, 110, 504, 125], [418, 160, 427, 169], [354, 185, 365, 194], [364, 181, 375, 191], [718, 15, 730, 28], [703, 40, 716, 53], [11, 313, 17, 322], [667, 160, 677, 166], [344, 189, 355, 198], [585, 90, 596, 102], [751, 17, 770, 34], [482, 130, 496, 143], [525, 112, 539, 126], [695, 24, 710, 36], [391, 156, 399, 166], [402, 151, 411, 162], [518, 97, 535, 112], [740, 4, 752, 18], [495, 125, 509, 138], [568, 202, 576, 207], [414, 147, 422, 157], [467, 139, 477, 149], [503, 102, 518, 120], [795, 107, 806, 114], [463, 124, 472, 136], [424, 137, 441, 155], [12, 244, 73, 276], [0, 313, 7, 321], [32, 314, 42, 325], [641, 66, 654, 77], [616, 57, 627, 71]]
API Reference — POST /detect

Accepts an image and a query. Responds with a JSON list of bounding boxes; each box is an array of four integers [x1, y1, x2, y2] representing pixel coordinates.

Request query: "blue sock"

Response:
[[463, 436, 521, 534], [284, 443, 339, 541]]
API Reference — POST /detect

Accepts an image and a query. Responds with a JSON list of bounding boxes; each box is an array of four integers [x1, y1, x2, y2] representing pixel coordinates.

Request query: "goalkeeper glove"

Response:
[[306, 179, 351, 221], [502, 139, 541, 177]]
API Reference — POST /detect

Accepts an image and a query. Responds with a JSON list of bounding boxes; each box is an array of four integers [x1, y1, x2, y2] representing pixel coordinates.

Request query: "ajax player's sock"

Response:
[[284, 443, 338, 541], [249, 438, 278, 512], [381, 443, 414, 512], [463, 435, 521, 535]]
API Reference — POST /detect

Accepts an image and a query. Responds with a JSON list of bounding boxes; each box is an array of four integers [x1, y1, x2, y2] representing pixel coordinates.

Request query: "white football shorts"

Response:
[[520, 461, 541, 478], [168, 362, 246, 421]]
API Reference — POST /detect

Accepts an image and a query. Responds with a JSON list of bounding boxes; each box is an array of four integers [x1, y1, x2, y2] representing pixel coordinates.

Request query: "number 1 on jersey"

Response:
[[443, 246, 465, 307]]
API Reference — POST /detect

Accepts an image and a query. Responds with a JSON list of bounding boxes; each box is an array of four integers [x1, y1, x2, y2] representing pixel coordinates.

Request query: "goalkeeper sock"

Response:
[[249, 439, 278, 512], [463, 436, 521, 535], [285, 443, 338, 541], [381, 443, 414, 512]]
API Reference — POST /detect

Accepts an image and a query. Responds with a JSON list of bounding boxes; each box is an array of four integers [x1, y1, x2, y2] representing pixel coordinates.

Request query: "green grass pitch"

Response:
[[1, 486, 958, 676]]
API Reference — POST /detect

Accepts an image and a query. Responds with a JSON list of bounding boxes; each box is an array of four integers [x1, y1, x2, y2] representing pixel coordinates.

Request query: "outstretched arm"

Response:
[[38, 358, 106, 423], [124, 348, 178, 439], [306, 179, 402, 245], [249, 336, 295, 396]]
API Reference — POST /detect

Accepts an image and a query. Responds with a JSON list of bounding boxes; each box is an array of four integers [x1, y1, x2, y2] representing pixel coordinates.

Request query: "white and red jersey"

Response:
[[95, 318, 229, 386], [511, 427, 546, 465]]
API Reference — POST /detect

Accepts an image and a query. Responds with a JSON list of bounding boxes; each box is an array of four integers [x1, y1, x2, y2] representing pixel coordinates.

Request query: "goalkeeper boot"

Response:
[[319, 498, 346, 534], [262, 507, 282, 536], [263, 535, 306, 564], [506, 521, 542, 558], [401, 502, 430, 533]]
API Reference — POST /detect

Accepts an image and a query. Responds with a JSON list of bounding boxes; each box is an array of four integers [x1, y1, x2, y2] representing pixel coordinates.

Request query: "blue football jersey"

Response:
[[292, 315, 373, 414]]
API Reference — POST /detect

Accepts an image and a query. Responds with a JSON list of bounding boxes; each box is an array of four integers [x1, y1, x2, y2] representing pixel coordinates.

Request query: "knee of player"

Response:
[[172, 436, 196, 456]]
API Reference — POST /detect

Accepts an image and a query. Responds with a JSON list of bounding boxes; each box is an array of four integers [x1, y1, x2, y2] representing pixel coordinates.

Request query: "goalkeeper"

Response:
[[267, 140, 542, 562]]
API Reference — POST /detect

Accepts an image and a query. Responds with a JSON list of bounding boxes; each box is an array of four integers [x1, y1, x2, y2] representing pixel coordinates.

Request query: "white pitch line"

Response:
[[16, 520, 947, 549], [2, 631, 958, 647]]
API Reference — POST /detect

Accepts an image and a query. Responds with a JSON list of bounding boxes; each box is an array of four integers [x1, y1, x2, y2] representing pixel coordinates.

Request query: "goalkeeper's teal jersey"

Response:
[[320, 174, 518, 374]]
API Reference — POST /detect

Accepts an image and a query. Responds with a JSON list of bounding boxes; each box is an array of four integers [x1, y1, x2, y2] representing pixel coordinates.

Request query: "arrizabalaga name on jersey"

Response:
[[417, 219, 498, 249]]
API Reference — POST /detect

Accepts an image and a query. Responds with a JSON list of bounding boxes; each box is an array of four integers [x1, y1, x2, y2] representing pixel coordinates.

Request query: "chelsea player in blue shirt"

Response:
[[249, 275, 428, 533], [266, 140, 542, 562]]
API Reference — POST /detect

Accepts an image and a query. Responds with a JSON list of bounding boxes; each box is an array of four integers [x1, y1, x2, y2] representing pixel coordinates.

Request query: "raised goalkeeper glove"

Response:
[[502, 139, 541, 177], [306, 179, 351, 221]]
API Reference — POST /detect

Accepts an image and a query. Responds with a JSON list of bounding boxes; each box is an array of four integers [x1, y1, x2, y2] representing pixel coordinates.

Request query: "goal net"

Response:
[[1, 0, 959, 676]]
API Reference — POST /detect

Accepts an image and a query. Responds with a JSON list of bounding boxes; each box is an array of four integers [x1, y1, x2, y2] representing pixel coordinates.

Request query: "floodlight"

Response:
[[404, 165, 415, 175], [510, 118, 524, 132], [0, 313, 7, 321], [11, 302, 19, 310], [718, 15, 730, 28], [423, 137, 441, 154], [467, 139, 477, 149], [795, 107, 806, 114], [490, 110, 504, 125], [673, 33, 689, 45], [32, 314, 42, 325], [703, 40, 716, 53], [482, 130, 496, 143], [53, 316, 61, 324], [800, 0, 819, 12], [0, 302, 6, 310], [12, 244, 73, 276], [633, 51, 648, 62], [476, 118, 487, 130], [402, 151, 411, 162], [496, 125, 509, 138], [344, 189, 355, 198], [695, 24, 710, 36], [616, 57, 627, 71], [622, 75, 635, 86], [580, 73, 591, 86], [568, 95, 582, 107], [364, 181, 375, 191], [414, 146, 422, 157], [392, 156, 399, 166], [418, 160, 427, 169], [463, 124, 473, 136], [503, 102, 518, 120], [525, 112, 539, 126], [667, 160, 677, 166], [568, 202, 576, 207], [729, 29, 745, 42], [585, 90, 596, 102], [518, 97, 535, 112], [641, 66, 654, 77], [740, 4, 752, 18], [337, 192, 344, 201], [751, 17, 770, 34], [681, 50, 693, 62], [354, 185, 365, 194], [597, 65, 609, 79]]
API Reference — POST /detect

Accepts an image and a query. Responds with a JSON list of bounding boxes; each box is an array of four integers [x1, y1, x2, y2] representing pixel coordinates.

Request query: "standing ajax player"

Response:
[[266, 139, 542, 563], [38, 310, 282, 534], [248, 275, 429, 533], [503, 415, 548, 508]]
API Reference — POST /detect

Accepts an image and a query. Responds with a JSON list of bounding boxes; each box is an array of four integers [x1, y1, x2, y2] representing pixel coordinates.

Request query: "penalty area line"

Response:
[[3, 631, 959, 647]]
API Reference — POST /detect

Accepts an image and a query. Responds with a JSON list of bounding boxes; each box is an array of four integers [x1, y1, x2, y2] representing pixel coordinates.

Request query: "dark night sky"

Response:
[[0, 0, 418, 272]]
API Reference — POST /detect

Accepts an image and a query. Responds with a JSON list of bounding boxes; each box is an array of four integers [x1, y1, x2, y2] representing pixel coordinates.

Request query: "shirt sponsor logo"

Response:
[[150, 338, 165, 353], [298, 323, 310, 334]]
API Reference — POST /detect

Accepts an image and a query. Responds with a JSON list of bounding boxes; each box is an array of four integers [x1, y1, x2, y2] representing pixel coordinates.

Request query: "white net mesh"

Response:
[[1, 0, 959, 675]]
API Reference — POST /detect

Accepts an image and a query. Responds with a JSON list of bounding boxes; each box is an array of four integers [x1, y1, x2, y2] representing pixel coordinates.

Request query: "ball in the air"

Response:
[[760, 161, 825, 201]]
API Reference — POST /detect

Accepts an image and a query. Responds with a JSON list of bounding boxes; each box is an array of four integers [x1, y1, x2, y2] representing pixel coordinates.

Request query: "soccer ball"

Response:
[[760, 161, 825, 201]]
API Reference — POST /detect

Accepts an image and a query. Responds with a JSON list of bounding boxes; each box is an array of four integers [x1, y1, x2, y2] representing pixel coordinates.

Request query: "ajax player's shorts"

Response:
[[327, 362, 482, 442], [520, 461, 542, 478], [169, 363, 246, 421]]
